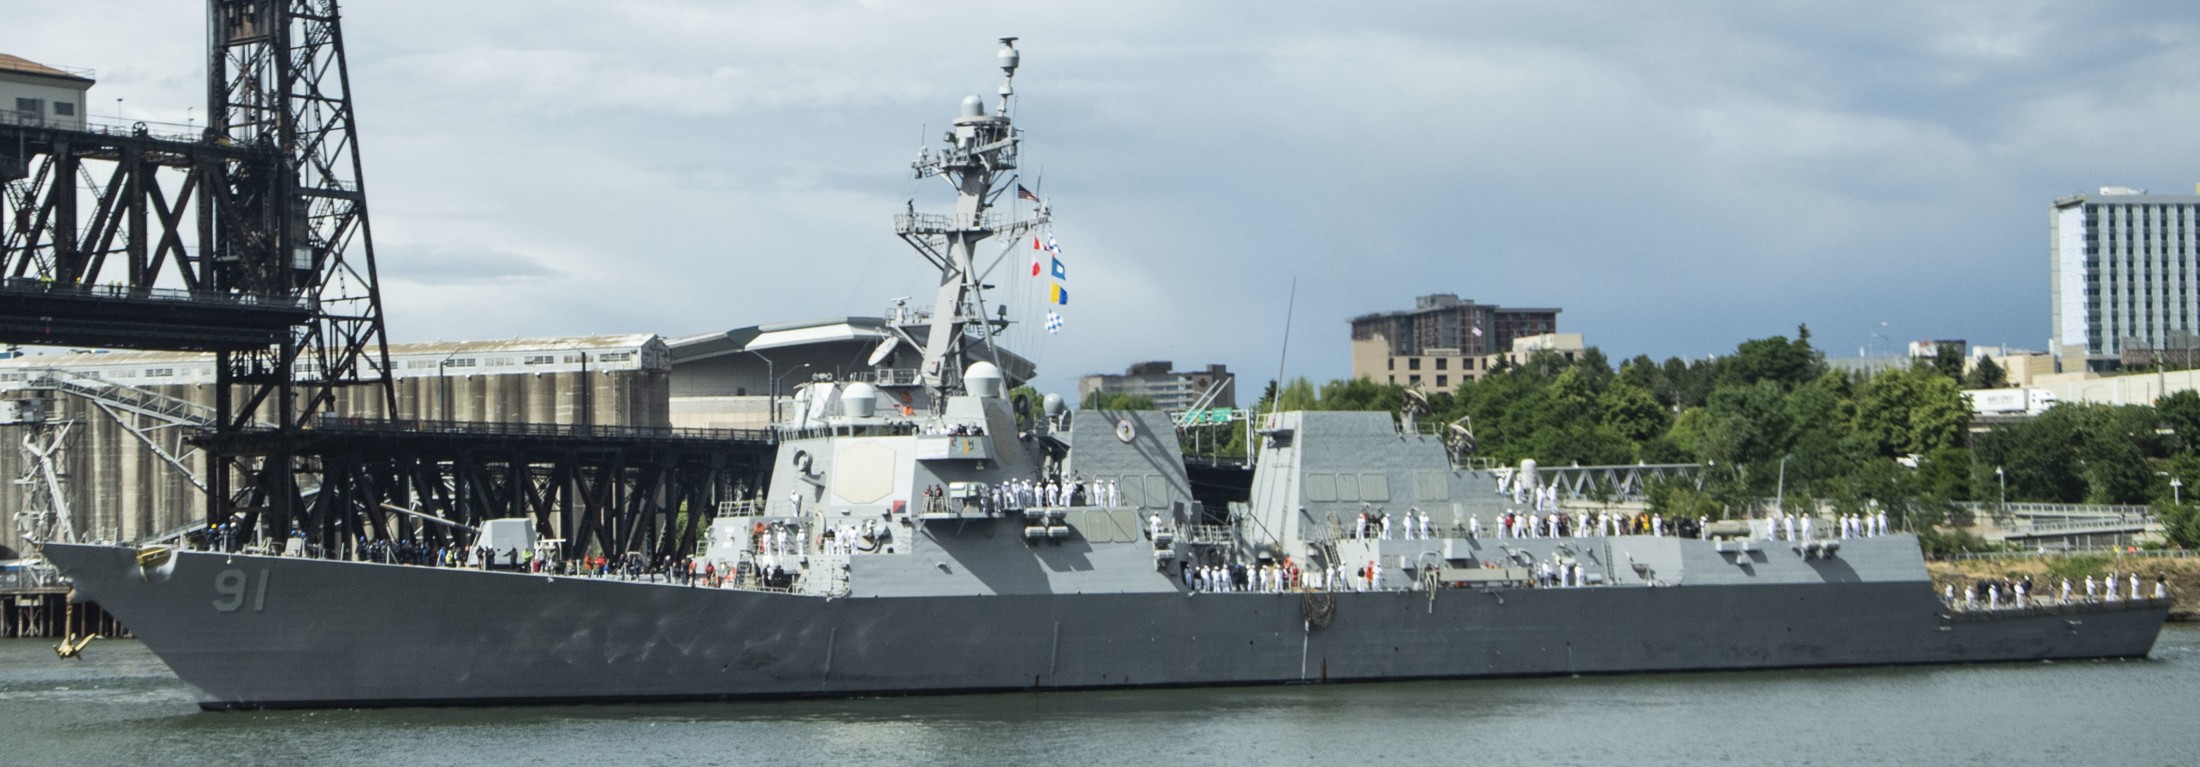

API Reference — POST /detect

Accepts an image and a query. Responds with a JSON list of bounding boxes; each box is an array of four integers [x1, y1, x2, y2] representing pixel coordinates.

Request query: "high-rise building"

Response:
[[1078, 362, 1234, 412], [2052, 186, 2200, 372], [1349, 294, 1559, 392]]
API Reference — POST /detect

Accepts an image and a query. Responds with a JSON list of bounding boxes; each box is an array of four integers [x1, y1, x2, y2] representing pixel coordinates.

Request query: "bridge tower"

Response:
[[1, 0, 394, 542]]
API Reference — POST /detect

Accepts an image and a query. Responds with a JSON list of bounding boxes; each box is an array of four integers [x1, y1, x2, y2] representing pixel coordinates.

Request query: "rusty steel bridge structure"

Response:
[[1, 1, 769, 562]]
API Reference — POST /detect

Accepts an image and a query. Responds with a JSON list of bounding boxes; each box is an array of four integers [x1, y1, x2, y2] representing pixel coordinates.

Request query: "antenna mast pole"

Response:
[[896, 38, 1046, 405]]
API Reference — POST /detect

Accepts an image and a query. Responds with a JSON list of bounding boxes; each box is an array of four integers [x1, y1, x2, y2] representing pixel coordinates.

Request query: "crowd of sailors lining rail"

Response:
[[750, 518, 889, 557], [897, 476, 1124, 517], [1946, 572, 2172, 612], [176, 518, 830, 590], [1494, 473, 1894, 542], [1346, 506, 1896, 542], [1179, 557, 1601, 593]]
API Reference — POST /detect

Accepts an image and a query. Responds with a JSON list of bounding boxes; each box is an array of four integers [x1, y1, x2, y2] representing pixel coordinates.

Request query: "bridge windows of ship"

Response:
[[1303, 473, 1393, 504]]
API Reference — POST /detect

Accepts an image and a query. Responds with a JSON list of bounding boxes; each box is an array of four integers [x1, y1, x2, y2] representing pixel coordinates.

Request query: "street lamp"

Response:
[[1995, 466, 2006, 512], [1776, 453, 1795, 517], [2174, 477, 2185, 506], [435, 350, 464, 422], [745, 350, 774, 420], [772, 363, 812, 424]]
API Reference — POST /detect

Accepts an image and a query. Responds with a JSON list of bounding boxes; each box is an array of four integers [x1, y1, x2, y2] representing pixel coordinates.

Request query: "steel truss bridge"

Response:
[[2, 1, 769, 563]]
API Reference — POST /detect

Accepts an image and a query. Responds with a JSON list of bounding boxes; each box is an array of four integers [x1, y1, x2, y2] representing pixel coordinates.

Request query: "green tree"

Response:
[[1976, 403, 2160, 504], [1854, 368, 1969, 457], [1696, 380, 1791, 472], [2070, 404, 2162, 504], [1275, 377, 1320, 411], [1573, 347, 1615, 391], [1599, 377, 1668, 444], [1080, 390, 1156, 411], [2157, 389, 2200, 454], [1907, 375, 1971, 454], [1962, 356, 2008, 389], [1007, 385, 1045, 428], [2159, 502, 2200, 549], [1665, 406, 1706, 460], [1784, 371, 1863, 487], [1913, 446, 1974, 503], [1317, 378, 1405, 412], [1544, 368, 1601, 427], [1645, 476, 1723, 520], [1975, 409, 2086, 502], [1657, 356, 1717, 409], [1528, 423, 1636, 466], [1925, 344, 1965, 379], [1618, 354, 1662, 395], [1842, 458, 1941, 532], [1719, 330, 1825, 391], [1516, 350, 1573, 381]]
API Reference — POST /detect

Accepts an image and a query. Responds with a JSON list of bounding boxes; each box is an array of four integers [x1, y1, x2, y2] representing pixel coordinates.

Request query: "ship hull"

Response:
[[42, 543, 2168, 710]]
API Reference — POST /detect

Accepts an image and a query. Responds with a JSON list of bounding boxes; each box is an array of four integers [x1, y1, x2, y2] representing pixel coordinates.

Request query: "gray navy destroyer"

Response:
[[39, 41, 2172, 709]]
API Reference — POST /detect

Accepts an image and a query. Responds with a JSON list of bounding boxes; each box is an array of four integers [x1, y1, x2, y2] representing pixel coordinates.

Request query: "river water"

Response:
[[6, 627, 2196, 766]]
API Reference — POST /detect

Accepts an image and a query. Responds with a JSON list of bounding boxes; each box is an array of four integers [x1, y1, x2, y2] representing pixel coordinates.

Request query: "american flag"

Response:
[[1045, 311, 1064, 334], [1017, 184, 1041, 203]]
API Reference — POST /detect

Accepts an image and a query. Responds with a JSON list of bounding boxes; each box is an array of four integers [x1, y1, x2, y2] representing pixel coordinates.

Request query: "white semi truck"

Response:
[[1964, 387, 2057, 416]]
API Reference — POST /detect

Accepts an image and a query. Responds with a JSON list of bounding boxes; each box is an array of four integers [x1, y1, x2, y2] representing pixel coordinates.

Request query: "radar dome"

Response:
[[1042, 392, 1066, 416], [842, 381, 878, 418], [960, 95, 985, 118], [965, 361, 1004, 398]]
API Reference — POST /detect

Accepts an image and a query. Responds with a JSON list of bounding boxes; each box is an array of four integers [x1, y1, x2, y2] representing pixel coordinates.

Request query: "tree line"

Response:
[[1144, 326, 2200, 552]]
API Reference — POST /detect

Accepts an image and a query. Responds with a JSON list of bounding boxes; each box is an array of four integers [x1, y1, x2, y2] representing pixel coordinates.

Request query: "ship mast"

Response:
[[896, 38, 1046, 405]]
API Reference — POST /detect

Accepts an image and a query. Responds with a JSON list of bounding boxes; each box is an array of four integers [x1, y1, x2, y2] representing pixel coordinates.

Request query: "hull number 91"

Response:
[[212, 568, 269, 613]]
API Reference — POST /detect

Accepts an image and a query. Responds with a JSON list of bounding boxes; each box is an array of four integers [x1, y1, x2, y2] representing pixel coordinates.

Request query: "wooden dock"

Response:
[[3, 587, 129, 639]]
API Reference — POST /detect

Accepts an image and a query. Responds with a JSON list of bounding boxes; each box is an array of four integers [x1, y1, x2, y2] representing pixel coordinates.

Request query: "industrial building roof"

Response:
[[386, 334, 662, 355], [667, 317, 1037, 382], [667, 317, 899, 361], [0, 54, 96, 84], [0, 334, 662, 367]]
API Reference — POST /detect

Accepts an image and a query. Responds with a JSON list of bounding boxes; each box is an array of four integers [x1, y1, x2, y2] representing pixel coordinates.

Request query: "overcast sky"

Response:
[[15, 1, 2200, 396]]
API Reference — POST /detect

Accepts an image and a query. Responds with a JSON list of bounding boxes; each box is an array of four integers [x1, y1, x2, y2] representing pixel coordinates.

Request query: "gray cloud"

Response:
[[12, 0, 2200, 396]]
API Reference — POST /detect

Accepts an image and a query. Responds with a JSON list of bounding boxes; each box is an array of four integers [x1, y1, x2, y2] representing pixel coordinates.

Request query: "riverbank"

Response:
[[1929, 554, 2200, 620]]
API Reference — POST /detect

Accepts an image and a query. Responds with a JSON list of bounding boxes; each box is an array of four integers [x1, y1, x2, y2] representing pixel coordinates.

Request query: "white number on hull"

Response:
[[212, 568, 269, 613]]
